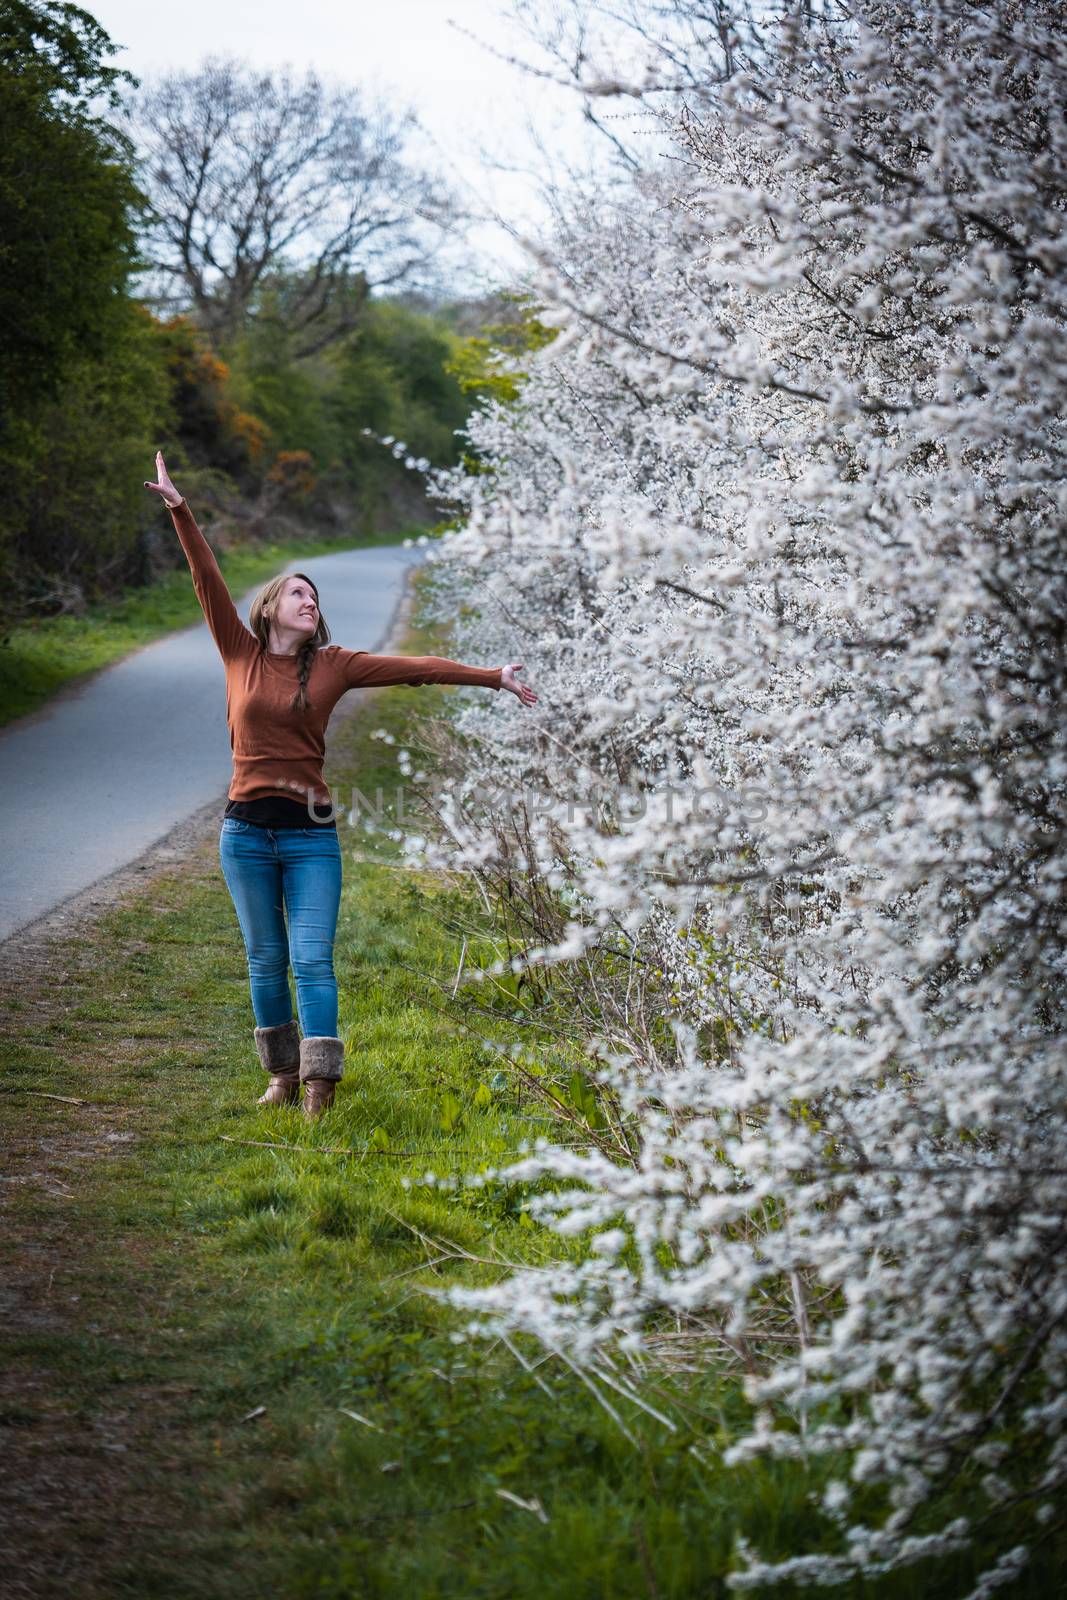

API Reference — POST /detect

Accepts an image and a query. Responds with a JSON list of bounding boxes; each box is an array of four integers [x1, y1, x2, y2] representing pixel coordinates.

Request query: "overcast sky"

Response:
[[88, 0, 649, 299]]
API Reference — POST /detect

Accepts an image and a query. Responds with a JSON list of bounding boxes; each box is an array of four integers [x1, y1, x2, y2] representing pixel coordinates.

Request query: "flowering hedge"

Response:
[[407, 4, 1067, 1591]]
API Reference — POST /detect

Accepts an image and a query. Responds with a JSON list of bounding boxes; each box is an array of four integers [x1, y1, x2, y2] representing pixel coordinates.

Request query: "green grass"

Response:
[[0, 575, 1061, 1597], [0, 520, 434, 727]]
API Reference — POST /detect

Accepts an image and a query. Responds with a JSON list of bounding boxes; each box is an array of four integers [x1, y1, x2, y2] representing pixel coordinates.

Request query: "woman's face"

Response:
[[274, 576, 319, 639]]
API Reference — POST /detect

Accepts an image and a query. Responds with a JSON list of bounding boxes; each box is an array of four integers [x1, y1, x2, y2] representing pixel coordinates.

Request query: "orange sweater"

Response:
[[171, 499, 501, 808]]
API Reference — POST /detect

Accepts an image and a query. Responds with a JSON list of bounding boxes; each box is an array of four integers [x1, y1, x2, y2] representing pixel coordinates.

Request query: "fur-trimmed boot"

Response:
[[299, 1034, 344, 1119], [254, 1018, 302, 1106]]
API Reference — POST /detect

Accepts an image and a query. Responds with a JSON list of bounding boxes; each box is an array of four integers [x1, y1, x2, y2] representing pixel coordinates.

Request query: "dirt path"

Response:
[[0, 835, 220, 1595]]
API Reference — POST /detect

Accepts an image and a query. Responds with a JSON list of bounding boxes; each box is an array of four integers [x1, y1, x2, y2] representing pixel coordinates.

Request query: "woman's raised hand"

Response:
[[500, 663, 538, 706], [143, 450, 183, 509]]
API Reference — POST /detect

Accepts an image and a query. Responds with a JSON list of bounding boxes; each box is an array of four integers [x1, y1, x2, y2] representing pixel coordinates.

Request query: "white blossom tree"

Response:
[[391, 3, 1067, 1591]]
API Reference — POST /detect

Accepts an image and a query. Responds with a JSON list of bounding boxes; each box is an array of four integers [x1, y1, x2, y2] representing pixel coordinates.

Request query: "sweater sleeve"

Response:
[[334, 649, 502, 693], [169, 499, 258, 663]]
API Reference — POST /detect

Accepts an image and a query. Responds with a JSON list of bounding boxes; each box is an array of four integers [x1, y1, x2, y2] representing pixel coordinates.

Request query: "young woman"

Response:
[[145, 451, 537, 1118]]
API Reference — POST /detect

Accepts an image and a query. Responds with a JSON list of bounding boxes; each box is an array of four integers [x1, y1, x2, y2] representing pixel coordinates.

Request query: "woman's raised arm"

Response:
[[145, 451, 257, 664]]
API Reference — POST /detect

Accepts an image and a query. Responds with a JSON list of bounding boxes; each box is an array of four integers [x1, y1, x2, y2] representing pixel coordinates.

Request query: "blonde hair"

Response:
[[248, 571, 330, 712]]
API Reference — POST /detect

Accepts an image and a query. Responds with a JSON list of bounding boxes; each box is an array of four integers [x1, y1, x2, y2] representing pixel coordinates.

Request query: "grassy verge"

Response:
[[0, 574, 1060, 1598], [0, 521, 433, 728]]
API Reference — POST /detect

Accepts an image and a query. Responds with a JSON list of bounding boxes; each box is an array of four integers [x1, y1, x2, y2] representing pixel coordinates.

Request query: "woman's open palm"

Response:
[[144, 451, 182, 509], [501, 663, 538, 706]]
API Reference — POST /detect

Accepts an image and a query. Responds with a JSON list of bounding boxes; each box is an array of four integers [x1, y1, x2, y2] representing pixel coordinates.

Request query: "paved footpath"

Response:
[[0, 541, 426, 944]]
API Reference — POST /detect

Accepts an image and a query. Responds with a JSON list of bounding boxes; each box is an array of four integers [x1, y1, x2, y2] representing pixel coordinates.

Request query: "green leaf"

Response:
[[565, 1070, 609, 1130], [439, 1090, 463, 1134]]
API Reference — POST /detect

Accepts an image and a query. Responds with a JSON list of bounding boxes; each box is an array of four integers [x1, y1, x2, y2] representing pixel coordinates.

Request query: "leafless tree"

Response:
[[125, 55, 463, 355]]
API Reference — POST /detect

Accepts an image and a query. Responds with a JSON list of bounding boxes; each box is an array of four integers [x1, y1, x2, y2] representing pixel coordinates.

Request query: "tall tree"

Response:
[[127, 56, 462, 356], [0, 0, 144, 414], [0, 1, 173, 611]]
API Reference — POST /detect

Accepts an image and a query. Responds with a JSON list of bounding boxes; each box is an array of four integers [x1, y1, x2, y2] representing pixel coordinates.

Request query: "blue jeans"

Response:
[[219, 818, 343, 1037]]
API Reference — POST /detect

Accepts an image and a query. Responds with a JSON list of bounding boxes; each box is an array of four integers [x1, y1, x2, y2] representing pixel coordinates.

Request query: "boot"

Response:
[[254, 1018, 301, 1106], [299, 1035, 344, 1120]]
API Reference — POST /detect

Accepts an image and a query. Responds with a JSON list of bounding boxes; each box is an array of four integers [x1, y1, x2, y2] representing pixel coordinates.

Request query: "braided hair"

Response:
[[290, 634, 318, 713], [248, 570, 330, 712]]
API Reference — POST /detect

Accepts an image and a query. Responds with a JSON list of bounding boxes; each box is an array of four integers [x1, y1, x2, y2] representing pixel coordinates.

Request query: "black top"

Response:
[[224, 796, 337, 830]]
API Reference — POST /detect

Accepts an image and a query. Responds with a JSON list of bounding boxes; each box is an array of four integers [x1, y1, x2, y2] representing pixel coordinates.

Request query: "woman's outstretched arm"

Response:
[[334, 648, 538, 703], [337, 649, 502, 692], [145, 451, 257, 664]]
